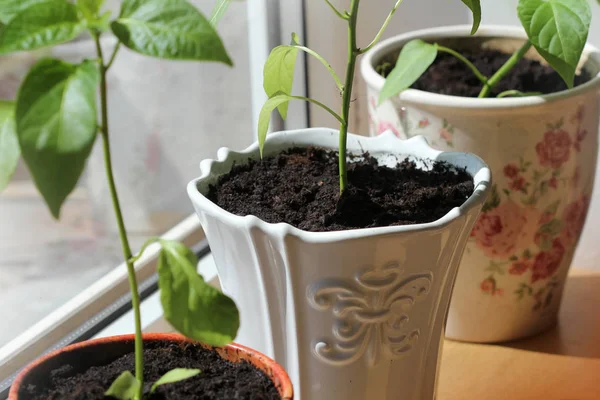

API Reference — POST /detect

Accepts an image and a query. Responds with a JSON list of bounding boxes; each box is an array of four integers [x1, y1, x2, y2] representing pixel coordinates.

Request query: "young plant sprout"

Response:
[[0, 0, 239, 399], [258, 0, 480, 193], [380, 0, 592, 102]]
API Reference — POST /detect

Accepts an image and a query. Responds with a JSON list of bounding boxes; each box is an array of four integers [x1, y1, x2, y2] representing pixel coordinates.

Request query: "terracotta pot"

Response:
[[361, 25, 600, 343], [187, 128, 491, 400], [9, 333, 293, 399]]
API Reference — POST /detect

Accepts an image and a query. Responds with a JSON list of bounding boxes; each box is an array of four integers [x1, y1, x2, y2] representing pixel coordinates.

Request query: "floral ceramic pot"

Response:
[[361, 25, 600, 343], [188, 128, 491, 400], [9, 333, 293, 399]]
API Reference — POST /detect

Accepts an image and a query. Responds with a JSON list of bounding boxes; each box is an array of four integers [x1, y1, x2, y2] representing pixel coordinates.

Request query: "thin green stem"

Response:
[[94, 34, 144, 400], [289, 95, 344, 124], [438, 45, 488, 86], [294, 45, 343, 90], [129, 237, 160, 264], [478, 41, 532, 98], [359, 0, 404, 54], [338, 0, 360, 193], [106, 42, 121, 71], [324, 0, 349, 20]]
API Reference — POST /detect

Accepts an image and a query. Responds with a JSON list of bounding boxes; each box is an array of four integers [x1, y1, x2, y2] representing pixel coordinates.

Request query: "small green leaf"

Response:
[[0, 101, 19, 192], [111, 0, 232, 63], [379, 40, 437, 104], [151, 368, 201, 393], [0, 0, 84, 54], [158, 239, 240, 346], [539, 218, 563, 235], [105, 371, 140, 400], [518, 0, 591, 87], [461, 0, 481, 34], [0, 0, 49, 24], [262, 33, 301, 119], [258, 92, 294, 157], [482, 184, 501, 212], [16, 58, 99, 218]]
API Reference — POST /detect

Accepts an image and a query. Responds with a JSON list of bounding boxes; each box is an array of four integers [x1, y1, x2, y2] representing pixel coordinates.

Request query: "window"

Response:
[[0, 0, 286, 369]]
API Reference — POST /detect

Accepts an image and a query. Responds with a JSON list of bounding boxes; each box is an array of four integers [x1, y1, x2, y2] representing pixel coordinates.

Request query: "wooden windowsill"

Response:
[[439, 268, 600, 400]]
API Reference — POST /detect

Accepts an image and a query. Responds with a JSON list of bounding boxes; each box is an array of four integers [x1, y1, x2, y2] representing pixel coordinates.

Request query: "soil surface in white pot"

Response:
[[377, 49, 592, 97], [24, 341, 280, 400], [207, 147, 473, 232]]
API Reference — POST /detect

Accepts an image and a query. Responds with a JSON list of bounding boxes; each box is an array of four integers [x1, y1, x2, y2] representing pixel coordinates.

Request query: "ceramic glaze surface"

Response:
[[188, 129, 490, 400], [361, 25, 600, 343]]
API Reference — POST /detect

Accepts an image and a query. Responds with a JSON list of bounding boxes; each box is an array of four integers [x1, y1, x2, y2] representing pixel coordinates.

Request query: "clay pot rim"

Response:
[[9, 333, 293, 400]]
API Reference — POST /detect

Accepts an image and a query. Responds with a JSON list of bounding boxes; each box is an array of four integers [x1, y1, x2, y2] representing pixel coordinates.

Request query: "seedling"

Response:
[[380, 0, 592, 102], [0, 0, 239, 399], [258, 0, 481, 193]]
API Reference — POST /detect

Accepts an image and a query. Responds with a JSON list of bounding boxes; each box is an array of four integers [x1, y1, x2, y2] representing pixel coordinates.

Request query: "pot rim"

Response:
[[360, 24, 600, 109], [187, 128, 491, 243], [9, 333, 293, 400]]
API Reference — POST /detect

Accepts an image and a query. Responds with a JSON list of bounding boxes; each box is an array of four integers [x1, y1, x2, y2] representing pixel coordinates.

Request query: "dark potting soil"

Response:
[[207, 147, 474, 232], [24, 341, 280, 400], [376, 48, 592, 97]]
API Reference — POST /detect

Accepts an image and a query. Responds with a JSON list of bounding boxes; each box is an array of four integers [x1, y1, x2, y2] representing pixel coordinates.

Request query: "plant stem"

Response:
[[360, 0, 404, 54], [324, 0, 349, 20], [438, 45, 488, 86], [94, 35, 144, 400], [478, 41, 532, 98], [338, 0, 360, 193]]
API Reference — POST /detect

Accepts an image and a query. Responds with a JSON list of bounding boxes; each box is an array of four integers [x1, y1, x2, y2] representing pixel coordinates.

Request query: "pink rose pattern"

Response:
[[376, 121, 399, 137], [472, 108, 591, 312]]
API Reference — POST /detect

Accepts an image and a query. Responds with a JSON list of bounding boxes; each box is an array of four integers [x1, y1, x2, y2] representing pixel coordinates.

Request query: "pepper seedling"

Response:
[[0, 0, 239, 399], [258, 0, 481, 193], [380, 0, 592, 101]]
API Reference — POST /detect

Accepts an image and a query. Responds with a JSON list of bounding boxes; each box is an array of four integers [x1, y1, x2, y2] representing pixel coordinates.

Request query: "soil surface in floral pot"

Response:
[[207, 147, 474, 232], [377, 48, 592, 97], [24, 341, 280, 400]]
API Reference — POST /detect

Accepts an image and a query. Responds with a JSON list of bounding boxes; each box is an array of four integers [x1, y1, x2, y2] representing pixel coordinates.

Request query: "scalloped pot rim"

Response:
[[187, 128, 491, 243], [360, 24, 600, 110]]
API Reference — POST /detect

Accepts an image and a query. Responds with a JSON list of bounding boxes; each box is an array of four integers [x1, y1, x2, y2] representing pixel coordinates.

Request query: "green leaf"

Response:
[[0, 101, 19, 192], [0, 0, 49, 24], [151, 368, 201, 393], [379, 40, 437, 104], [16, 58, 99, 218], [482, 184, 501, 212], [0, 0, 84, 54], [158, 239, 240, 346], [105, 371, 140, 400], [539, 218, 563, 235], [111, 0, 232, 63], [263, 33, 300, 119], [461, 0, 481, 34], [258, 92, 293, 156], [518, 0, 591, 87]]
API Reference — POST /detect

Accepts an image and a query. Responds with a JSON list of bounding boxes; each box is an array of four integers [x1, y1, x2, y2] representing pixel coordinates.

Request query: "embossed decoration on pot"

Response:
[[187, 128, 491, 400], [9, 333, 293, 400], [361, 25, 600, 343]]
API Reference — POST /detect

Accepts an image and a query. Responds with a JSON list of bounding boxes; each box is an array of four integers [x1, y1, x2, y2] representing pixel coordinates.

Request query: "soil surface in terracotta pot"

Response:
[[376, 48, 592, 97], [24, 341, 280, 400], [207, 147, 473, 232]]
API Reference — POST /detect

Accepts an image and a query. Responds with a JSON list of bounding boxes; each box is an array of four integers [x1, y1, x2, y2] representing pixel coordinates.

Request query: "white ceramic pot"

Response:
[[361, 25, 600, 343], [188, 128, 490, 400]]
